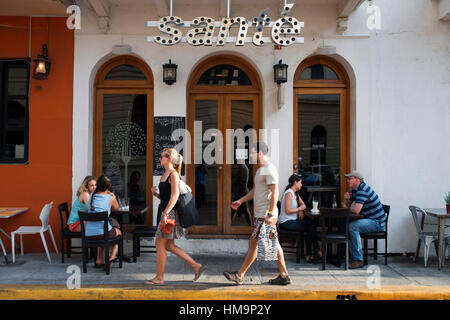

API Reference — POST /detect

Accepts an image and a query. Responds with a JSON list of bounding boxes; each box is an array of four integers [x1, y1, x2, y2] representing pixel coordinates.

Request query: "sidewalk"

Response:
[[0, 240, 449, 300]]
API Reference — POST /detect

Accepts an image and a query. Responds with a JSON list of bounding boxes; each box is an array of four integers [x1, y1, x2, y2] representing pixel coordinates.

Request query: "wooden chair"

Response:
[[361, 204, 390, 265], [57, 202, 83, 263], [132, 226, 157, 262], [79, 211, 123, 275], [276, 201, 305, 263], [318, 207, 350, 270]]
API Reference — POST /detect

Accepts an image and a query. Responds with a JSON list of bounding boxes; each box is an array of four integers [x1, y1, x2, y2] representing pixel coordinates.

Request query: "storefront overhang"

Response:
[[0, 0, 68, 16]]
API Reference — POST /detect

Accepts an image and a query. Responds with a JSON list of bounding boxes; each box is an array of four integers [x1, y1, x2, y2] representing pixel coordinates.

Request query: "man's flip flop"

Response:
[[193, 265, 207, 282]]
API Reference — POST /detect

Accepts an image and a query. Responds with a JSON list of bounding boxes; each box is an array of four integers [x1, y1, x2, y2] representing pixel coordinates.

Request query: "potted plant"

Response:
[[445, 192, 450, 214]]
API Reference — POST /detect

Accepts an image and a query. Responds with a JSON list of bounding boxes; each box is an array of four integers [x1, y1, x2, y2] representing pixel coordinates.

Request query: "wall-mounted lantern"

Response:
[[273, 59, 288, 85], [163, 59, 177, 85], [33, 44, 51, 80]]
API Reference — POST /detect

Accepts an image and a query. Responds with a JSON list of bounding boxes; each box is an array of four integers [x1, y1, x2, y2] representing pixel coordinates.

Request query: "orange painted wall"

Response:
[[0, 17, 73, 252]]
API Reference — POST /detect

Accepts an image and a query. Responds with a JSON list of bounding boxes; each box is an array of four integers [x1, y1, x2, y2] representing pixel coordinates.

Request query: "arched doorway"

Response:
[[187, 55, 262, 235], [293, 55, 350, 208], [93, 55, 154, 227]]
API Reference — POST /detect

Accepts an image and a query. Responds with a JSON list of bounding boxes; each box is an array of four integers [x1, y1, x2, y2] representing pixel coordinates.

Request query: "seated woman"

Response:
[[85, 175, 121, 268], [278, 174, 321, 262], [67, 176, 97, 232]]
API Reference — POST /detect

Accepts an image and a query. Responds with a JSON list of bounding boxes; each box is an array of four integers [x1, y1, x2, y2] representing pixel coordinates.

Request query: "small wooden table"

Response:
[[0, 208, 28, 263], [423, 208, 450, 270]]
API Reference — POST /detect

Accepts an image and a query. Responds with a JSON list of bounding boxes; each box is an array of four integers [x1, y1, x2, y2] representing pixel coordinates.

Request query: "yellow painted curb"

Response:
[[0, 284, 450, 300]]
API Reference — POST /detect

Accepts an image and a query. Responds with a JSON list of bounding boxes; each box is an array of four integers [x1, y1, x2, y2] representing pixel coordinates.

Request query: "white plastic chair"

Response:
[[11, 202, 58, 263]]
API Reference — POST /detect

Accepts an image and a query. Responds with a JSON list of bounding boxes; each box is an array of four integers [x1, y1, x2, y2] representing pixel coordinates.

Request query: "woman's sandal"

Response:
[[193, 265, 207, 282], [145, 279, 164, 286]]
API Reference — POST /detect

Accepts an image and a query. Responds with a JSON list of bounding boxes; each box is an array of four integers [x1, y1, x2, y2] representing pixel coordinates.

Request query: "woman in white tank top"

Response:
[[279, 174, 321, 262]]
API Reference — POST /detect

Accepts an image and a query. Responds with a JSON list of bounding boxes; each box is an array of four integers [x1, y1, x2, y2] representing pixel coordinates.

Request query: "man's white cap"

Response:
[[344, 171, 364, 180]]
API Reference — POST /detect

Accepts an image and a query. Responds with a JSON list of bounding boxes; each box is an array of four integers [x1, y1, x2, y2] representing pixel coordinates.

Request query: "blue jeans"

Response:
[[348, 219, 385, 261], [279, 218, 316, 256]]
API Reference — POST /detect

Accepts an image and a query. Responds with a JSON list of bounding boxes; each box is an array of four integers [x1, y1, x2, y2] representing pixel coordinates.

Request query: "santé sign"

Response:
[[147, 4, 304, 47]]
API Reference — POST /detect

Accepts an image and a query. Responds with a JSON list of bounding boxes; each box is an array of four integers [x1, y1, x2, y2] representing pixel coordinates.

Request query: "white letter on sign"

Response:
[[252, 9, 271, 46], [187, 17, 215, 46], [155, 16, 184, 46], [271, 16, 302, 46], [216, 17, 248, 46]]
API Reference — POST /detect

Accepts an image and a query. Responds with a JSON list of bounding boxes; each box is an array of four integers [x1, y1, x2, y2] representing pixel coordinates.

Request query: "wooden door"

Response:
[[187, 93, 260, 235]]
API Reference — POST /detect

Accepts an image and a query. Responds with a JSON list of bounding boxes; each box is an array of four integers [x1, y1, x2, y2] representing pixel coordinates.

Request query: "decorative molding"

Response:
[[439, 0, 450, 21], [86, 0, 109, 17], [337, 0, 365, 18], [86, 0, 110, 33], [98, 16, 110, 34], [337, 17, 348, 34]]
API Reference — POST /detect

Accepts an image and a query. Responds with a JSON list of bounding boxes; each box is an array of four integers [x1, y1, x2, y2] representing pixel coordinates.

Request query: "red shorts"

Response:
[[69, 221, 81, 232]]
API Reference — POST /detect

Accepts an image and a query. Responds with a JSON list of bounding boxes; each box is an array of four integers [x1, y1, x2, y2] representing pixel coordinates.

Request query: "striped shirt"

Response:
[[350, 182, 386, 226]]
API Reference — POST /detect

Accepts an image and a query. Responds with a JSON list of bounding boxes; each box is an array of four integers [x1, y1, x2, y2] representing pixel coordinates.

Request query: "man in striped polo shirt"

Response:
[[341, 171, 386, 269]]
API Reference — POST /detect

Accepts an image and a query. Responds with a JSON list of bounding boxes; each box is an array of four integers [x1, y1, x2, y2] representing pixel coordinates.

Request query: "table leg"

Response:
[[438, 218, 445, 270], [0, 227, 11, 240], [0, 226, 20, 251], [0, 237, 9, 264]]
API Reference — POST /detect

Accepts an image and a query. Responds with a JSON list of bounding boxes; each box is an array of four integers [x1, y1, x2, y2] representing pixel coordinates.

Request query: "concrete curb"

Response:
[[1, 284, 450, 300]]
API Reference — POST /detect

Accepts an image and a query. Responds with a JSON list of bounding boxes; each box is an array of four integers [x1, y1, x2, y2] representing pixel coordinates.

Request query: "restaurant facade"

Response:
[[0, 0, 449, 254]]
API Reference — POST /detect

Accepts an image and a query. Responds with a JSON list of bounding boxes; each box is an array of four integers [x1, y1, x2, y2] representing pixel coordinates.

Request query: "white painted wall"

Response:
[[72, 0, 450, 254]]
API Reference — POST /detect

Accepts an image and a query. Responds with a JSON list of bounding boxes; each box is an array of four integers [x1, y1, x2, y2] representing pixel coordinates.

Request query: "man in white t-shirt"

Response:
[[223, 142, 291, 285]]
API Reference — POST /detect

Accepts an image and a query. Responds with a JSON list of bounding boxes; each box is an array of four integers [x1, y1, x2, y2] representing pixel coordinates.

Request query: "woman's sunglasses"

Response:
[[159, 154, 169, 159]]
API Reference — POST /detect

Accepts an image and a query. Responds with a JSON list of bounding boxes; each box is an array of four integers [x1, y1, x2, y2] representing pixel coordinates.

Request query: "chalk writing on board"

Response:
[[153, 116, 185, 175]]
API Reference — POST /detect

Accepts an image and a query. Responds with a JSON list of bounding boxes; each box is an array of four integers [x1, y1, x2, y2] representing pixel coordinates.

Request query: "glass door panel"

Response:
[[229, 99, 255, 227], [195, 99, 219, 226], [297, 93, 341, 207], [101, 93, 147, 225]]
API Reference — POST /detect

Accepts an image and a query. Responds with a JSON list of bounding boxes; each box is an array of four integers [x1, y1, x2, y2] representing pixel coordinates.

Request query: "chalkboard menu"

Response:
[[153, 116, 186, 175]]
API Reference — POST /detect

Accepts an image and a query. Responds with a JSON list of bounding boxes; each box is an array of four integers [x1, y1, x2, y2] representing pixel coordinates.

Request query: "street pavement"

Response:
[[0, 238, 449, 300]]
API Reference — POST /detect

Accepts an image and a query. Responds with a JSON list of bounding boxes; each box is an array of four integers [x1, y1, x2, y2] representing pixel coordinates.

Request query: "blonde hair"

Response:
[[162, 148, 183, 176], [76, 176, 96, 197]]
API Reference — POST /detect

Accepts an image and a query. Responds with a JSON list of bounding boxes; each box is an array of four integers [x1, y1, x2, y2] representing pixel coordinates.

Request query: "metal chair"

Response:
[[11, 202, 58, 263], [318, 207, 350, 270], [423, 209, 450, 267], [409, 205, 439, 267], [361, 204, 390, 265], [57, 202, 83, 263]]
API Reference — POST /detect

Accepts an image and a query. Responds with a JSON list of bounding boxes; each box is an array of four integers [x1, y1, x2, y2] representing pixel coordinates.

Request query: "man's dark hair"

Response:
[[251, 142, 269, 155]]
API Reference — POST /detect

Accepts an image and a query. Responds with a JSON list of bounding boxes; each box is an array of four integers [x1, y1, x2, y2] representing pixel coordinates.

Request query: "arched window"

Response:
[[299, 64, 339, 80], [197, 64, 252, 86], [94, 55, 154, 226], [293, 55, 350, 206], [104, 64, 147, 80]]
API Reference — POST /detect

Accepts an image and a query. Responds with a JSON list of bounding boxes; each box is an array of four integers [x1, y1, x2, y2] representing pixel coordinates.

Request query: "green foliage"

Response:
[[444, 192, 450, 205]]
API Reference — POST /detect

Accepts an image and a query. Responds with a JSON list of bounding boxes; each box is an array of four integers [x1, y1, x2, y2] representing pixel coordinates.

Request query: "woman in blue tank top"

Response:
[[86, 175, 121, 267]]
